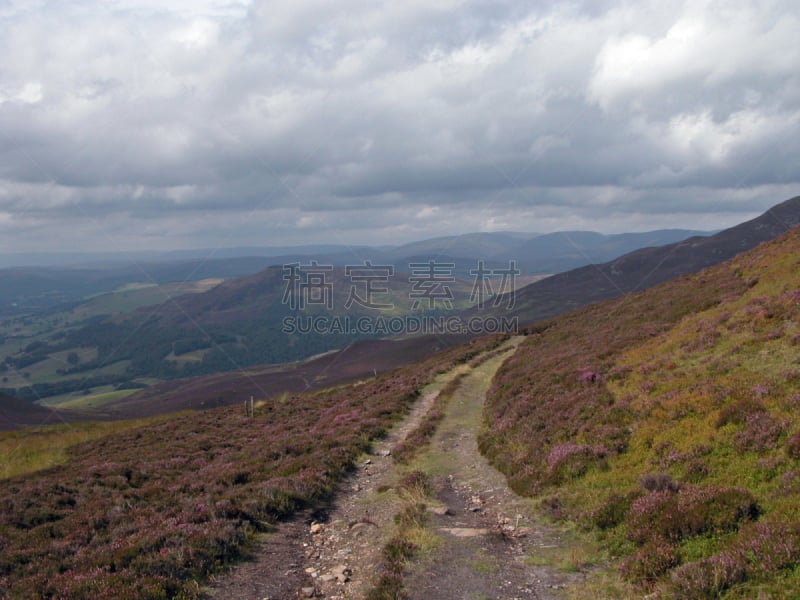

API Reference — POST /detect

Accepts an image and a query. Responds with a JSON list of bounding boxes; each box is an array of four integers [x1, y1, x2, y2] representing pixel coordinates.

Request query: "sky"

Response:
[[0, 0, 798, 253]]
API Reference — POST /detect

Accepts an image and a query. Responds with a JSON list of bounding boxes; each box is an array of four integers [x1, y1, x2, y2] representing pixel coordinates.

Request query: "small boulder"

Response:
[[331, 564, 352, 583], [427, 505, 454, 516]]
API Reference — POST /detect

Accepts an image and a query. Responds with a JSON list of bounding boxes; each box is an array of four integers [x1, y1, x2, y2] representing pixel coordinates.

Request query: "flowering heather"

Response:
[[480, 228, 800, 593], [0, 334, 506, 598], [545, 443, 607, 483], [732, 411, 787, 454], [670, 522, 800, 597], [626, 485, 759, 546], [670, 552, 747, 598], [620, 538, 679, 585]]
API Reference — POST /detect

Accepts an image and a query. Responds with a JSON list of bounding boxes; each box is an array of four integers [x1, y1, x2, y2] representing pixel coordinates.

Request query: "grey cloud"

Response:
[[0, 0, 798, 254]]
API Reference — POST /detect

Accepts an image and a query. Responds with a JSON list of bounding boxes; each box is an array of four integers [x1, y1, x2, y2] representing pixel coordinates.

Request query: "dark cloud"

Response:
[[0, 0, 798, 253]]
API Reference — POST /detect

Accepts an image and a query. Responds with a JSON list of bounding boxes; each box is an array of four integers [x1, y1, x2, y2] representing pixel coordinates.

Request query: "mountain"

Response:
[[0, 200, 786, 403], [479, 223, 800, 597], [471, 195, 800, 325], [0, 257, 277, 316], [0, 264, 481, 402], [0, 229, 710, 318], [510, 228, 713, 273], [386, 232, 538, 261]]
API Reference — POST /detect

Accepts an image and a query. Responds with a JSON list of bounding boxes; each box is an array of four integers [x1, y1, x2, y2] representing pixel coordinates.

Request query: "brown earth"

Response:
[[203, 338, 585, 599]]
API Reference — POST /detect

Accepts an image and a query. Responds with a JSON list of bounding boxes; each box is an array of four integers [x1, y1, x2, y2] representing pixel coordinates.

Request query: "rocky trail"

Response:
[[204, 337, 583, 599]]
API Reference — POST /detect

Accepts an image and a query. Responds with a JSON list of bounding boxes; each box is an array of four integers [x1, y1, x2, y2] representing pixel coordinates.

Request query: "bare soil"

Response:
[[203, 338, 581, 599]]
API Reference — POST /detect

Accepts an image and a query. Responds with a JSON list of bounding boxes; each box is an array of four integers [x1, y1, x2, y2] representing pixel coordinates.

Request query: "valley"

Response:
[[1, 198, 799, 599], [3, 3, 798, 597], [0, 225, 707, 409]]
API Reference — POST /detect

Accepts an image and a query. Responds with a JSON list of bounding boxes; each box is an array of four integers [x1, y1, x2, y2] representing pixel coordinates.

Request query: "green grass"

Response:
[[480, 228, 800, 597], [0, 414, 183, 479], [42, 388, 136, 409]]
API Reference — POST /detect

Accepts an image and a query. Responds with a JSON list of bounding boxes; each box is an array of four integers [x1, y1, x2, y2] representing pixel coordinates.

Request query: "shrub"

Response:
[[620, 538, 679, 585], [639, 472, 680, 493], [786, 431, 800, 460], [591, 491, 641, 530], [732, 412, 787, 454], [716, 398, 766, 429], [682, 459, 710, 483], [739, 521, 800, 576], [627, 485, 760, 545], [669, 553, 747, 599], [540, 496, 565, 521], [669, 522, 800, 597], [545, 443, 607, 484]]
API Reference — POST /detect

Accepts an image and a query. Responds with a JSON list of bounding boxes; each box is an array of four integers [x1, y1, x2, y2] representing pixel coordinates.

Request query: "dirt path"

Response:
[[204, 338, 580, 599], [203, 363, 469, 600], [298, 363, 472, 600], [402, 340, 582, 600]]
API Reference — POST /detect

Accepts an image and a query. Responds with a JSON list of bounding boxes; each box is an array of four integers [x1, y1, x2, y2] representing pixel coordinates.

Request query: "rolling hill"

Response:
[[0, 228, 708, 318], [470, 195, 800, 326], [104, 334, 474, 418], [0, 391, 59, 429], [0, 264, 483, 403], [479, 223, 800, 597]]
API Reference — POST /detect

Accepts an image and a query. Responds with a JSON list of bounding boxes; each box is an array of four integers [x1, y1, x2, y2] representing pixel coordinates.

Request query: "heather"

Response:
[[0, 334, 505, 598], [480, 228, 800, 595]]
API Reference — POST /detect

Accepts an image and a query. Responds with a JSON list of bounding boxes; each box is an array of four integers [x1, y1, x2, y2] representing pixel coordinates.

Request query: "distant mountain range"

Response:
[[470, 195, 800, 325], [0, 228, 709, 316], [1, 196, 798, 418]]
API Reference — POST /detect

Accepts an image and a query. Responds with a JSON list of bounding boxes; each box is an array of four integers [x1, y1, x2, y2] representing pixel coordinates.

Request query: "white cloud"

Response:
[[0, 0, 798, 254]]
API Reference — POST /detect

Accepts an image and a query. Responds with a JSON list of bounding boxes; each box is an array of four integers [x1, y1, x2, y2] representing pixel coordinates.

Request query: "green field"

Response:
[[39, 387, 136, 409], [0, 280, 222, 401], [0, 413, 186, 480]]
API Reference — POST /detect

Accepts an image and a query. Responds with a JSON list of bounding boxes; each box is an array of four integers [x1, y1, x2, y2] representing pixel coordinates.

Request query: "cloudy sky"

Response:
[[1, 0, 798, 253]]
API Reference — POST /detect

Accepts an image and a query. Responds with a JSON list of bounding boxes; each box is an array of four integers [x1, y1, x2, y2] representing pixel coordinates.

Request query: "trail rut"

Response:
[[204, 337, 581, 599]]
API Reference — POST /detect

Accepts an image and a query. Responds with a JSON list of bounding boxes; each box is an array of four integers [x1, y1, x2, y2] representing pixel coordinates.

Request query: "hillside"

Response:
[[471, 195, 800, 325], [0, 265, 480, 403], [106, 334, 474, 418], [0, 392, 58, 430], [0, 224, 711, 403], [0, 257, 277, 317], [0, 335, 505, 598], [479, 226, 800, 596]]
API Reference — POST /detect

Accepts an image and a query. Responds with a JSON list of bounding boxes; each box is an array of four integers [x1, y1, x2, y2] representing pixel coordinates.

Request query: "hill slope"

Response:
[[0, 392, 58, 430], [479, 225, 800, 596], [107, 334, 473, 418], [472, 195, 800, 325], [0, 335, 505, 598]]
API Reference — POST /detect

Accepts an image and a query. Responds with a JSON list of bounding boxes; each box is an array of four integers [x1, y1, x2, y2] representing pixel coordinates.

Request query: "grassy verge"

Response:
[[366, 471, 438, 600], [392, 372, 469, 465], [390, 343, 517, 465]]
